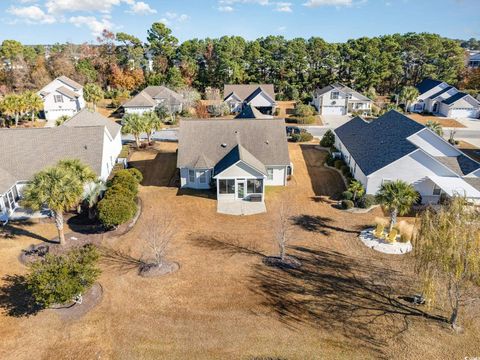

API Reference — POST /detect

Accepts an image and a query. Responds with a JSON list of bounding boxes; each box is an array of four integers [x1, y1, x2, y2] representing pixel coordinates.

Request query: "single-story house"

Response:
[[0, 109, 122, 219], [410, 79, 480, 119], [311, 83, 372, 116], [223, 84, 276, 115], [177, 119, 291, 213], [123, 86, 184, 115], [38, 76, 86, 122], [333, 110, 480, 204]]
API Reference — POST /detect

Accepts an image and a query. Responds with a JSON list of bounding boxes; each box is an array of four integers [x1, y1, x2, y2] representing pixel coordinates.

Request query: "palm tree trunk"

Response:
[[31, 111, 35, 123], [389, 208, 398, 232], [135, 135, 141, 149], [93, 103, 97, 111], [53, 211, 66, 246], [15, 113, 19, 127]]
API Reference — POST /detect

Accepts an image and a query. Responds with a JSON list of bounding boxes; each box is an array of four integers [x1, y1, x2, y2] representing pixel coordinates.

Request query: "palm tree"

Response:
[[376, 180, 419, 232], [83, 83, 104, 111], [425, 120, 443, 137], [142, 111, 162, 144], [57, 159, 97, 184], [83, 180, 106, 220], [348, 180, 365, 202], [122, 113, 145, 148], [399, 86, 419, 113], [22, 166, 82, 245], [0, 93, 23, 127], [23, 91, 43, 123]]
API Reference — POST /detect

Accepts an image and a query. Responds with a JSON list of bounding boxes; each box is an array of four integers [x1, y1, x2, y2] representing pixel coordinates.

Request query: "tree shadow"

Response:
[[0, 275, 43, 317], [189, 234, 265, 258], [1, 223, 50, 242], [98, 246, 144, 274], [176, 188, 217, 200], [249, 246, 448, 356], [292, 214, 360, 235], [128, 149, 178, 187], [66, 213, 104, 235]]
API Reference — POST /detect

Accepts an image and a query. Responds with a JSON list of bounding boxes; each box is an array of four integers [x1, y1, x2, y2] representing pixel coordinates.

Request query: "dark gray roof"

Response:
[[464, 177, 480, 191], [57, 76, 82, 91], [214, 144, 267, 176], [223, 84, 275, 102], [428, 86, 454, 99], [435, 155, 480, 176], [334, 110, 424, 175], [177, 119, 290, 170], [63, 109, 121, 138], [416, 79, 444, 95], [442, 92, 469, 105], [0, 126, 106, 194], [235, 105, 273, 119]]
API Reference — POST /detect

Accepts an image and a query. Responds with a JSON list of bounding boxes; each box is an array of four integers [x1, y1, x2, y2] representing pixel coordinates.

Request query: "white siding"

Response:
[[124, 106, 155, 115], [408, 129, 460, 157], [40, 78, 85, 121], [180, 168, 213, 189], [248, 92, 275, 107], [100, 130, 123, 180], [265, 165, 287, 186]]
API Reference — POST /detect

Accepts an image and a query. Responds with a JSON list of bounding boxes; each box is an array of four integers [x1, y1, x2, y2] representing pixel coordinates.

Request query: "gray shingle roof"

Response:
[[57, 76, 83, 91], [235, 105, 273, 119], [123, 86, 183, 108], [435, 155, 480, 176], [223, 84, 275, 102], [314, 83, 371, 102], [416, 79, 444, 95], [63, 108, 121, 138], [214, 144, 267, 176], [442, 92, 472, 106], [0, 126, 106, 194], [334, 110, 424, 175], [56, 85, 80, 99], [177, 119, 290, 170], [428, 86, 454, 99]]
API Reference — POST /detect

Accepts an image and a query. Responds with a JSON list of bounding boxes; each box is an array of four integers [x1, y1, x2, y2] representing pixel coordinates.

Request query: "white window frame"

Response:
[[188, 169, 195, 183], [267, 168, 274, 181], [198, 170, 207, 184], [331, 91, 339, 100], [54, 95, 63, 103]]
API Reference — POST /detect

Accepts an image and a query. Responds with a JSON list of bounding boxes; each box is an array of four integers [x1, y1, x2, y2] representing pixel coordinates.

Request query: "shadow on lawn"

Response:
[[98, 246, 145, 274], [1, 222, 51, 242], [0, 275, 43, 317], [249, 245, 448, 356], [292, 214, 363, 235]]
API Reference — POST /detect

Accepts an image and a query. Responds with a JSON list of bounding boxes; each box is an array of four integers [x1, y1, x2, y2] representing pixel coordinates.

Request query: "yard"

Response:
[[408, 113, 466, 128], [0, 142, 479, 359]]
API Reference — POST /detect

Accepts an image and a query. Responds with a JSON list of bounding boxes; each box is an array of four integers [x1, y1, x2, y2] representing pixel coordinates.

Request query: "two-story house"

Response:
[[223, 84, 276, 115], [38, 76, 85, 122], [311, 83, 372, 116]]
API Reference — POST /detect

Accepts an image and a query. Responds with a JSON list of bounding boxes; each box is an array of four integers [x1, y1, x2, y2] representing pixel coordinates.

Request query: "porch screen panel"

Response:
[[247, 179, 263, 194]]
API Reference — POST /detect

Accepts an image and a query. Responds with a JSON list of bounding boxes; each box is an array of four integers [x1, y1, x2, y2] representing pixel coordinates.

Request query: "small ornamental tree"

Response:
[[109, 169, 140, 195], [294, 104, 315, 117], [122, 113, 145, 148], [97, 195, 137, 229], [320, 129, 335, 147], [426, 120, 443, 137], [26, 245, 101, 307], [414, 197, 480, 331], [348, 180, 365, 202], [83, 83, 104, 111]]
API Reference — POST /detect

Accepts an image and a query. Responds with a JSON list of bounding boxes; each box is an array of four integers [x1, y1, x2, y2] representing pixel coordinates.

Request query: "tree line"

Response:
[[0, 24, 477, 102]]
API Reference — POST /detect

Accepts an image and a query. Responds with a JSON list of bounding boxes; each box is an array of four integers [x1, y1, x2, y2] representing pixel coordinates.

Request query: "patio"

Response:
[[217, 200, 266, 216]]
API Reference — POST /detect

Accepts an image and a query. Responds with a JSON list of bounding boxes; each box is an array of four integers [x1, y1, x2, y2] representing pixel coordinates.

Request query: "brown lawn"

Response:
[[1, 143, 479, 359], [408, 113, 466, 128], [276, 100, 297, 118]]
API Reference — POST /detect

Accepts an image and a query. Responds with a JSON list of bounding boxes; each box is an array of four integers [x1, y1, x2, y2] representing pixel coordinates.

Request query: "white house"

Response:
[[122, 86, 184, 116], [334, 110, 480, 204], [467, 51, 480, 68], [38, 76, 85, 122], [311, 83, 372, 116], [223, 84, 276, 115], [410, 79, 480, 119], [0, 109, 122, 220], [177, 119, 291, 213]]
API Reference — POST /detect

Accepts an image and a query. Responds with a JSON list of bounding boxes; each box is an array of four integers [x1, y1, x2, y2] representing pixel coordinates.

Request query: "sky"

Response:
[[0, 0, 478, 45]]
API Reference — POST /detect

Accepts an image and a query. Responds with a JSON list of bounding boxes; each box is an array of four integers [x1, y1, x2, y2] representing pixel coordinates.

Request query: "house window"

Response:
[[198, 170, 207, 184], [346, 93, 352, 99], [267, 168, 274, 180], [54, 95, 63, 103], [331, 91, 339, 100], [188, 169, 195, 183], [219, 179, 235, 194], [433, 184, 441, 196], [247, 179, 263, 194]]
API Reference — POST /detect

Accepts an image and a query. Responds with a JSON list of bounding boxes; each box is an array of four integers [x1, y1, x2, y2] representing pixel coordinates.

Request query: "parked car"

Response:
[[286, 126, 301, 137]]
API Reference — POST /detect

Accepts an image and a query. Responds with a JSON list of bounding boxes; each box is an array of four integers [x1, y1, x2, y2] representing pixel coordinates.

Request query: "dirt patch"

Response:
[[276, 100, 297, 118], [139, 261, 180, 278], [408, 113, 466, 128], [50, 283, 103, 321], [263, 255, 302, 269]]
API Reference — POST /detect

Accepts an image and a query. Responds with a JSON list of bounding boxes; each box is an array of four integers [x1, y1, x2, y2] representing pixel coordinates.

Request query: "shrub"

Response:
[[106, 184, 135, 200], [291, 131, 313, 142], [320, 130, 335, 147], [334, 159, 344, 169], [97, 195, 137, 228], [325, 153, 335, 167], [294, 104, 316, 117], [342, 191, 353, 200], [127, 168, 143, 183], [109, 170, 139, 195], [26, 245, 100, 307], [340, 165, 350, 176], [358, 194, 376, 209], [341, 200, 354, 210]]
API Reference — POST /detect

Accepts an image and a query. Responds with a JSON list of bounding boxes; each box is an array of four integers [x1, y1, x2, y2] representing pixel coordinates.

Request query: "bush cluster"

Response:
[[357, 194, 376, 209], [325, 153, 335, 167], [291, 131, 313, 143], [341, 200, 354, 209], [98, 168, 142, 229], [320, 130, 335, 148], [342, 191, 353, 201]]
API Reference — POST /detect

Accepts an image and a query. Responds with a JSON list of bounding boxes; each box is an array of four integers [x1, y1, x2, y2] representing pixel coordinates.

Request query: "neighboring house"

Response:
[[410, 78, 480, 119], [177, 119, 291, 210], [333, 110, 480, 204], [223, 84, 276, 115], [467, 51, 480, 68], [0, 109, 122, 219], [235, 105, 274, 119], [122, 86, 184, 115], [311, 83, 372, 116], [38, 76, 85, 122]]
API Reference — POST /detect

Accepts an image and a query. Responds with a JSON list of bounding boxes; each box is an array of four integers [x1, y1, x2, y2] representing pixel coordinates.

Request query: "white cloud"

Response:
[[69, 15, 113, 37], [218, 5, 235, 12], [45, 0, 126, 14], [303, 0, 353, 7], [127, 1, 157, 15], [275, 2, 292, 12], [161, 12, 190, 23], [7, 5, 56, 24]]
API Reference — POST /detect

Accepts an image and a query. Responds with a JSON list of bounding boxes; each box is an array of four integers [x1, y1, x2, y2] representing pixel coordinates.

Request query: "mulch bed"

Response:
[[49, 283, 103, 321], [263, 256, 302, 269], [138, 260, 179, 278]]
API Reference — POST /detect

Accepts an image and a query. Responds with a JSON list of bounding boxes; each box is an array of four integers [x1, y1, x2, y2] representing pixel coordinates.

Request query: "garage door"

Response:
[[322, 106, 346, 115], [450, 108, 479, 119]]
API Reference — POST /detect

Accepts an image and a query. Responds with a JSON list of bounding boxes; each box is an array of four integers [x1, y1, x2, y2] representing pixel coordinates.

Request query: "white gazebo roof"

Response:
[[429, 176, 480, 199]]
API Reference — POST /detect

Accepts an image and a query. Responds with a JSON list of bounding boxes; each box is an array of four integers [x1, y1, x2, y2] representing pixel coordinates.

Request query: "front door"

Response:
[[237, 180, 245, 200]]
